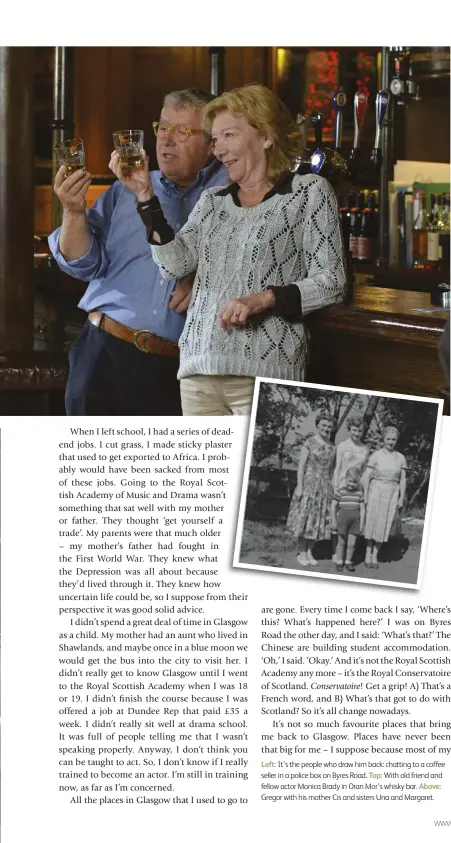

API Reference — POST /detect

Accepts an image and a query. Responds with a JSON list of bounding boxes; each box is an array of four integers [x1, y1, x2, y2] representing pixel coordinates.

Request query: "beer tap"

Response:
[[389, 52, 407, 104], [390, 49, 421, 107], [405, 52, 418, 100], [292, 112, 311, 175], [311, 111, 324, 145], [332, 87, 346, 154], [310, 112, 326, 174], [310, 96, 348, 183], [371, 90, 390, 168], [349, 91, 368, 174]]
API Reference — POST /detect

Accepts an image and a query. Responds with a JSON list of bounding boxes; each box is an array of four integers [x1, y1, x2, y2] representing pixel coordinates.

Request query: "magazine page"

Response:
[[1, 9, 451, 843], [1, 408, 450, 842]]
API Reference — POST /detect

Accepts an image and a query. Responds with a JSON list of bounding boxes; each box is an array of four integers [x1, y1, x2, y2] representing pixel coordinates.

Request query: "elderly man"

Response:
[[49, 88, 227, 415]]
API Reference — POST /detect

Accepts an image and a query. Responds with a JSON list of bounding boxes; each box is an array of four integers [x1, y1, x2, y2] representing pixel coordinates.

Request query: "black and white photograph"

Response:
[[233, 379, 443, 588]]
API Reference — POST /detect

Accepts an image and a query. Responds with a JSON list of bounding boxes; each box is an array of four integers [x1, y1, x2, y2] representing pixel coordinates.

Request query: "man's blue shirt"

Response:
[[48, 159, 228, 340]]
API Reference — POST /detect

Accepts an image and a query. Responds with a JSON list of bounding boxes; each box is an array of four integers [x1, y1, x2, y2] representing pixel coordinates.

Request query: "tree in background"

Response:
[[374, 397, 438, 508], [250, 385, 439, 516], [253, 384, 363, 467]]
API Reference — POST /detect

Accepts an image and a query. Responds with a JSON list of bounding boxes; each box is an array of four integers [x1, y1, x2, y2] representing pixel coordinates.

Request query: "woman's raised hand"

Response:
[[109, 150, 154, 202]]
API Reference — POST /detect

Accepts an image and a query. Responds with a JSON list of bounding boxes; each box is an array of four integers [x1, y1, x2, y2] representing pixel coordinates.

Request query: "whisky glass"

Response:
[[54, 139, 85, 177], [113, 130, 144, 168]]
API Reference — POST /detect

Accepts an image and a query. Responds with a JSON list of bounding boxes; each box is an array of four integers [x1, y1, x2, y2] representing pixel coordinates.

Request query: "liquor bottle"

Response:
[[412, 188, 428, 269], [426, 193, 441, 269], [356, 193, 377, 264], [337, 195, 350, 255], [397, 191, 408, 266], [372, 191, 380, 257], [336, 195, 353, 304], [439, 192, 450, 271], [349, 193, 364, 261]]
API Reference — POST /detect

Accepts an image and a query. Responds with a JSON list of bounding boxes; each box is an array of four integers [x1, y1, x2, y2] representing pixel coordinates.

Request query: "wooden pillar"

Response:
[[51, 47, 75, 231], [377, 47, 392, 266], [0, 47, 34, 352]]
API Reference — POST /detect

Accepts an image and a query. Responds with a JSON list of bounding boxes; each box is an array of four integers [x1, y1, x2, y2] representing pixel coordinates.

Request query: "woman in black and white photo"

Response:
[[286, 410, 335, 567], [362, 425, 407, 569]]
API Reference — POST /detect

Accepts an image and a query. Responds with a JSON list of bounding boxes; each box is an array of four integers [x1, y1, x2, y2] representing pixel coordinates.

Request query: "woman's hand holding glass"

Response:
[[109, 150, 154, 203]]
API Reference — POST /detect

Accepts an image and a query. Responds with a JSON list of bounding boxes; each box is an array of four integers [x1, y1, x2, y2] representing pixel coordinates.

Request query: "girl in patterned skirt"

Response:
[[286, 410, 336, 567]]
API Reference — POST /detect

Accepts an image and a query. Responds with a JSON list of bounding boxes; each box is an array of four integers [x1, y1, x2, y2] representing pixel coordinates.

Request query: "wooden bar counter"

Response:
[[307, 282, 449, 410], [0, 351, 68, 414]]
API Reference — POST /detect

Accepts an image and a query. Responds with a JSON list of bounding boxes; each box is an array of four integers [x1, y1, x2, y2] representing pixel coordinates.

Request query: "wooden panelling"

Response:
[[74, 47, 135, 176], [0, 47, 35, 352], [71, 47, 271, 175], [131, 47, 199, 159], [309, 330, 447, 401], [242, 47, 269, 87], [194, 47, 211, 89], [108, 48, 133, 138], [403, 94, 450, 164], [307, 285, 448, 408], [75, 47, 112, 175], [224, 47, 268, 90]]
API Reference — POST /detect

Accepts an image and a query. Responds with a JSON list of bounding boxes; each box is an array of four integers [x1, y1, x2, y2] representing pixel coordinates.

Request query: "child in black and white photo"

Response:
[[331, 466, 365, 574]]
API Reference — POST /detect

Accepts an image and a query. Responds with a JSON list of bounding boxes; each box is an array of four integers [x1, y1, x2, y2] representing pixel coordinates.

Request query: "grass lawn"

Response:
[[238, 513, 425, 586]]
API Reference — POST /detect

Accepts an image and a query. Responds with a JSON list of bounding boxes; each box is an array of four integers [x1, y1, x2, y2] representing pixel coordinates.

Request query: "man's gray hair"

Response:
[[162, 88, 214, 112]]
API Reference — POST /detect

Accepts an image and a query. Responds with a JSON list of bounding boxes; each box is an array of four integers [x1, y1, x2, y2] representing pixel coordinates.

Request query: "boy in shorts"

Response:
[[331, 467, 365, 573]]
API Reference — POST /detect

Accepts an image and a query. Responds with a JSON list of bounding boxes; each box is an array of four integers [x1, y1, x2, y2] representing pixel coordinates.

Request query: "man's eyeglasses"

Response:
[[152, 121, 207, 143]]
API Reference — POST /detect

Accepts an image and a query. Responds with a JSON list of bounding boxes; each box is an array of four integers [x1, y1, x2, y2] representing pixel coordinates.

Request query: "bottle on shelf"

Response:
[[412, 188, 428, 269], [356, 193, 377, 264], [337, 194, 351, 255], [426, 193, 441, 270], [439, 192, 450, 272], [397, 190, 408, 267], [349, 193, 364, 261], [337, 195, 354, 303]]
